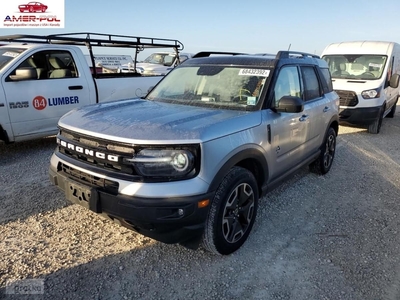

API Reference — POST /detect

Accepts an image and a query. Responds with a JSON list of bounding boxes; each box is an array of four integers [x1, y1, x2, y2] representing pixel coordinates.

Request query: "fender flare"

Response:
[[207, 147, 269, 196]]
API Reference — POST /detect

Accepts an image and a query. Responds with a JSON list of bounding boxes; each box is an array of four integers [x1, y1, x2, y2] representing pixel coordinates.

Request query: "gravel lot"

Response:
[[1, 106, 400, 300]]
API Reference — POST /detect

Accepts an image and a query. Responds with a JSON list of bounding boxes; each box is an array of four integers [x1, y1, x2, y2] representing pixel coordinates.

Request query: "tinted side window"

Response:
[[320, 68, 333, 93], [301, 66, 321, 101], [273, 66, 301, 107]]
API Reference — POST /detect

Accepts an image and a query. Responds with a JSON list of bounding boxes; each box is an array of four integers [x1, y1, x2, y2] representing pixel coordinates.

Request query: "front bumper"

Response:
[[339, 106, 381, 126], [49, 166, 213, 246]]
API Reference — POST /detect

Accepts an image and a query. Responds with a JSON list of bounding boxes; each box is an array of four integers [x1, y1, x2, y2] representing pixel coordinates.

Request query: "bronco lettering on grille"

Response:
[[59, 140, 119, 162]]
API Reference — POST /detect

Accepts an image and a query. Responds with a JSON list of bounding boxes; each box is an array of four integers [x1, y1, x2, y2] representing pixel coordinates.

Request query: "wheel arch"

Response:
[[207, 148, 268, 197], [0, 125, 10, 143], [329, 117, 339, 136]]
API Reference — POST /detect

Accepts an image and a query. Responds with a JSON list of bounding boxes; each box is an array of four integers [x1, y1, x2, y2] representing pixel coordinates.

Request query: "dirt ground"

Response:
[[1, 105, 400, 300]]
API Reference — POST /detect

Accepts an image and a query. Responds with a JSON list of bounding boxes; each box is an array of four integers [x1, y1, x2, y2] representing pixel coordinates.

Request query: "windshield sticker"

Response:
[[2, 51, 19, 58], [239, 69, 270, 77], [247, 97, 257, 105], [369, 63, 382, 68]]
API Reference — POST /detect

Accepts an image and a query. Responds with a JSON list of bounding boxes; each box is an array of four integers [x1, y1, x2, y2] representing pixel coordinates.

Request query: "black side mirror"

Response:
[[275, 96, 304, 113]]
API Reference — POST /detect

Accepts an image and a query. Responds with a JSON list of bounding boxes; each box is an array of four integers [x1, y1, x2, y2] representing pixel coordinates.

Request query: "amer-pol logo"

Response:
[[1, 0, 64, 28]]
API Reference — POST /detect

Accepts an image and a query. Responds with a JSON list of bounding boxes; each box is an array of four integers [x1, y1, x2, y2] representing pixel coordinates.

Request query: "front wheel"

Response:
[[202, 167, 258, 255], [368, 105, 384, 133], [309, 127, 336, 175], [387, 99, 397, 118]]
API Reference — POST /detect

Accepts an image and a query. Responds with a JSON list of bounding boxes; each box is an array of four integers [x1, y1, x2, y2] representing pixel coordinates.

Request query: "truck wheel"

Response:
[[202, 166, 258, 255], [368, 106, 384, 134], [386, 100, 397, 118], [309, 127, 336, 175]]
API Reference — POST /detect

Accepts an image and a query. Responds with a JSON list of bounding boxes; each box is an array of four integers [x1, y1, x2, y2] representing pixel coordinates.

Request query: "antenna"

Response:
[[287, 43, 291, 51]]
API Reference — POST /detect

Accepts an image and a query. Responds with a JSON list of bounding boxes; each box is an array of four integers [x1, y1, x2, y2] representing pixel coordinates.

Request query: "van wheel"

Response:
[[202, 167, 258, 255], [387, 100, 397, 118], [368, 105, 384, 133], [309, 127, 336, 175]]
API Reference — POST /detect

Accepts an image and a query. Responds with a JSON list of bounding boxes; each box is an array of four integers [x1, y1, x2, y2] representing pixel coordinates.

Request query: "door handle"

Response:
[[299, 115, 309, 122], [323, 106, 330, 112], [69, 85, 83, 90]]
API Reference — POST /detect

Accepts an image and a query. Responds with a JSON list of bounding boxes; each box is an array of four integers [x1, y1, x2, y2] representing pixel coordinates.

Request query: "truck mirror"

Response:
[[389, 73, 400, 89], [8, 67, 37, 81]]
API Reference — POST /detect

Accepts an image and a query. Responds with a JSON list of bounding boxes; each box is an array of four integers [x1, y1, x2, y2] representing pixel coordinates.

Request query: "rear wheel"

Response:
[[309, 127, 336, 175], [202, 167, 258, 255], [368, 105, 384, 133]]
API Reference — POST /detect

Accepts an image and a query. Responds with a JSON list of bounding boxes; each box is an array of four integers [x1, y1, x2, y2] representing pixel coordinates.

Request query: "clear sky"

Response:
[[1, 0, 399, 60]]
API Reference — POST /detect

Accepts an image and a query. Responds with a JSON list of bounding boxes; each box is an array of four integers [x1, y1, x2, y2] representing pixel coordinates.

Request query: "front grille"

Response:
[[335, 90, 358, 107], [58, 162, 119, 194], [57, 128, 200, 182], [58, 129, 139, 176]]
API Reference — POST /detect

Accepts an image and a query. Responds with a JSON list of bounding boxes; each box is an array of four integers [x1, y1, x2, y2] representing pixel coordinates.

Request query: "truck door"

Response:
[[0, 86, 12, 142], [2, 50, 91, 141]]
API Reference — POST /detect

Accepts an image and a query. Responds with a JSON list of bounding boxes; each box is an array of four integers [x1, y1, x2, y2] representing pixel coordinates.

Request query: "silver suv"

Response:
[[49, 51, 339, 255]]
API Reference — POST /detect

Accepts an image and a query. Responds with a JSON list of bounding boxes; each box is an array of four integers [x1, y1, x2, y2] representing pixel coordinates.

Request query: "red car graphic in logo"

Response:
[[18, 2, 48, 13]]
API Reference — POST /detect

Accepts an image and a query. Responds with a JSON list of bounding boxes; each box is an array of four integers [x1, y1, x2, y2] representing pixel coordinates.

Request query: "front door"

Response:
[[3, 50, 90, 140], [268, 65, 309, 177]]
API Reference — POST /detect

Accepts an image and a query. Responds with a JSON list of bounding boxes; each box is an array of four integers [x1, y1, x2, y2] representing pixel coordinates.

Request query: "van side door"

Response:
[[2, 49, 90, 141]]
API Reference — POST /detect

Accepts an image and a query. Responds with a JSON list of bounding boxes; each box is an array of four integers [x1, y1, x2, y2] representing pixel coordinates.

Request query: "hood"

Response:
[[332, 78, 383, 92], [59, 99, 261, 144], [136, 62, 172, 74]]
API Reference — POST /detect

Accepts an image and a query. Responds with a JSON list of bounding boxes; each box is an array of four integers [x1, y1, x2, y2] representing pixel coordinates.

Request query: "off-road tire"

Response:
[[202, 166, 258, 255], [309, 127, 336, 175]]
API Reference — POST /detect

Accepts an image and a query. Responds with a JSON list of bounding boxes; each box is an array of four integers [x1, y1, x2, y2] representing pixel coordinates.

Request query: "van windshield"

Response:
[[0, 47, 26, 71], [146, 65, 268, 110], [322, 54, 387, 80]]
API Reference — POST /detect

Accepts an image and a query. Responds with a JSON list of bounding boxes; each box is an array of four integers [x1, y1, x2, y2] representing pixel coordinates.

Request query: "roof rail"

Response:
[[0, 32, 184, 50], [276, 51, 320, 59], [192, 51, 247, 58]]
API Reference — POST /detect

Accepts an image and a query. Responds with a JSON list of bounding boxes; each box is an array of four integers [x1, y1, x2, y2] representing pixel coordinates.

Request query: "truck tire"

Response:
[[386, 100, 397, 118], [309, 127, 336, 175], [202, 166, 258, 255], [368, 105, 384, 134]]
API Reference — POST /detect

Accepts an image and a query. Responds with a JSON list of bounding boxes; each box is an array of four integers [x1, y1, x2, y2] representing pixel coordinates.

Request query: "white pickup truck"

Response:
[[0, 32, 184, 143]]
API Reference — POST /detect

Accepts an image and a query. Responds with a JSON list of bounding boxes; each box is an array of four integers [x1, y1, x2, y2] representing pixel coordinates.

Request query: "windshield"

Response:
[[146, 65, 269, 110], [143, 53, 176, 66], [0, 47, 26, 71], [322, 54, 387, 80]]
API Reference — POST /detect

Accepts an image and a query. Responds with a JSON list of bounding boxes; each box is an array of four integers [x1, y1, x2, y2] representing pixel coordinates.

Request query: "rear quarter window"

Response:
[[320, 68, 333, 93]]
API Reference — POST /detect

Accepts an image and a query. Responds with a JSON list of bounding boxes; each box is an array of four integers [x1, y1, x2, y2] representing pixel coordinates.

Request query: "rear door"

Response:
[[2, 49, 90, 141], [299, 65, 331, 151]]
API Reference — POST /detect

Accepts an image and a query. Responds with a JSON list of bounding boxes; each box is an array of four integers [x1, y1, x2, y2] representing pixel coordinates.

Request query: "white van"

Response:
[[321, 41, 400, 133]]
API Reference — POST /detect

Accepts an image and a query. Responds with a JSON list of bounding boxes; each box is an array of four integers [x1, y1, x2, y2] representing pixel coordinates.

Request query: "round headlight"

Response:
[[172, 153, 189, 171]]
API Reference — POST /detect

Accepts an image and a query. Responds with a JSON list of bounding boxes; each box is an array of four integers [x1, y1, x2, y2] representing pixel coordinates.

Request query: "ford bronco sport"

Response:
[[49, 51, 339, 255]]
